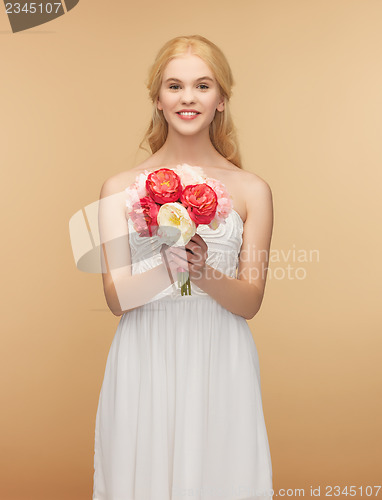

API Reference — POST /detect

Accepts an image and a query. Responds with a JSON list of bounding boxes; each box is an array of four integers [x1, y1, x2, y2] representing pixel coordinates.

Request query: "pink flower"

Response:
[[204, 178, 233, 225], [125, 170, 151, 211], [173, 163, 207, 187], [128, 196, 160, 237]]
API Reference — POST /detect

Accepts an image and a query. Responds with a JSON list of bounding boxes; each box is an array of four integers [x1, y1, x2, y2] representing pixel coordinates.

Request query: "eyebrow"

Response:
[[164, 76, 214, 83]]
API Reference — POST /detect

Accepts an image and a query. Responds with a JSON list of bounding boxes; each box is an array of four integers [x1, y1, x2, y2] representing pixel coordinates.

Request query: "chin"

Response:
[[169, 123, 202, 133]]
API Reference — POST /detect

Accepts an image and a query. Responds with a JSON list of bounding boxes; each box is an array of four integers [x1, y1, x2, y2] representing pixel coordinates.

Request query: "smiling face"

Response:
[[157, 52, 225, 135]]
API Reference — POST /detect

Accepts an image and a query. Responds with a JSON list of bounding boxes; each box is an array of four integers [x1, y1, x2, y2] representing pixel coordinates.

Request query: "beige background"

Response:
[[1, 1, 381, 499]]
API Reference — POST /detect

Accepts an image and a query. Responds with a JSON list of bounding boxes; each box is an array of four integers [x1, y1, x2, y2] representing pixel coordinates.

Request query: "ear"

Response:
[[157, 96, 163, 112], [216, 95, 225, 113]]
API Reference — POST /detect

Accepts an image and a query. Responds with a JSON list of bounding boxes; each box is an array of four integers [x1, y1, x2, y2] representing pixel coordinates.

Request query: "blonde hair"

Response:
[[138, 34, 243, 169]]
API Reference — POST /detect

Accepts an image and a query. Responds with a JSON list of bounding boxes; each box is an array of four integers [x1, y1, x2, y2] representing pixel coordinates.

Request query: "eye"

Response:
[[168, 83, 210, 90]]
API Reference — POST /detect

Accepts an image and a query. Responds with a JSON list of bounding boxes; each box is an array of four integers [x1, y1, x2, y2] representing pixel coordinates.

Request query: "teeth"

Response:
[[179, 112, 198, 116]]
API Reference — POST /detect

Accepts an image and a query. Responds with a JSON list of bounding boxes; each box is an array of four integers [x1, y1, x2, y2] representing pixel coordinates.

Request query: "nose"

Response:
[[181, 87, 196, 104]]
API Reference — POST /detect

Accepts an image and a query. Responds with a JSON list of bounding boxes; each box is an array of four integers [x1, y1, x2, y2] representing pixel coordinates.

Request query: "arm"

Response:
[[192, 177, 274, 320], [98, 175, 174, 317]]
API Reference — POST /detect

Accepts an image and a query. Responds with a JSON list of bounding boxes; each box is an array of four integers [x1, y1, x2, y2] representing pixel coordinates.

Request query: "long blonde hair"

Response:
[[138, 35, 243, 169]]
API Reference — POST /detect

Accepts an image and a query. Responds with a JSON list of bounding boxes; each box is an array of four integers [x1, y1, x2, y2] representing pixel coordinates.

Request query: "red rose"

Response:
[[129, 196, 160, 237], [180, 183, 218, 225], [146, 168, 183, 204]]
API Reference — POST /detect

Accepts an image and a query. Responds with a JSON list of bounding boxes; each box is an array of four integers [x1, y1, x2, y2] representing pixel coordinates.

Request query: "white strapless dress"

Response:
[[92, 209, 273, 500]]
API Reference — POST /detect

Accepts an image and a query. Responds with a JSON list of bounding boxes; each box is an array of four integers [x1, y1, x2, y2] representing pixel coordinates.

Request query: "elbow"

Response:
[[244, 303, 261, 320], [244, 285, 264, 320], [103, 282, 124, 316], [112, 304, 137, 317], [244, 307, 258, 321], [105, 297, 123, 317], [106, 295, 122, 316], [106, 302, 122, 316], [245, 308, 259, 320]]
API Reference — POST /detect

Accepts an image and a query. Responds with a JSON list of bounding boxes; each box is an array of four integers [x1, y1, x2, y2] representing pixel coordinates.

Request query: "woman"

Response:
[[94, 34, 274, 500]]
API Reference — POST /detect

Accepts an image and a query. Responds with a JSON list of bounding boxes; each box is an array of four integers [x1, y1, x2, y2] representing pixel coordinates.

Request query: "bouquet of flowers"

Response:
[[125, 163, 233, 295]]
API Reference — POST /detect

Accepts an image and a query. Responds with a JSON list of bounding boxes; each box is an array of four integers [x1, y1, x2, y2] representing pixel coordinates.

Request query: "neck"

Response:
[[155, 127, 221, 167]]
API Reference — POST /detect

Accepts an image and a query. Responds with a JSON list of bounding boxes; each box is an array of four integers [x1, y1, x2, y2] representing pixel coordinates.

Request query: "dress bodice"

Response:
[[127, 209, 244, 302]]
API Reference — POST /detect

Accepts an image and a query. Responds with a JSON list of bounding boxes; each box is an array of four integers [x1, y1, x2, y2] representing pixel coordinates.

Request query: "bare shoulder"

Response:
[[225, 162, 272, 202], [228, 170, 272, 228], [99, 157, 157, 198], [242, 170, 273, 224], [99, 169, 139, 199], [224, 160, 270, 186], [243, 170, 272, 196]]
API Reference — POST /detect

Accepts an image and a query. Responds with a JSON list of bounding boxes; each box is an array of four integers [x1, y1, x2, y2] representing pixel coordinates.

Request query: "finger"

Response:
[[170, 249, 189, 264], [190, 233, 208, 252], [187, 238, 207, 254], [190, 252, 204, 265], [188, 241, 207, 257], [170, 253, 187, 270], [185, 240, 198, 254]]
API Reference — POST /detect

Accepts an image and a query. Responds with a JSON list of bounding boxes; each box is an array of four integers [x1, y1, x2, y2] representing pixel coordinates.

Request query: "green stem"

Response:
[[178, 270, 192, 296]]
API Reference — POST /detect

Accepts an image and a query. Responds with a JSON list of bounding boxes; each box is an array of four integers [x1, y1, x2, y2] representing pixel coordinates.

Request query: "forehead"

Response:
[[163, 54, 214, 80]]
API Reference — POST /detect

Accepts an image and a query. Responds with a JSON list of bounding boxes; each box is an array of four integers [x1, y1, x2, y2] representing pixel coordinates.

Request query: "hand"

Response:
[[160, 234, 208, 283]]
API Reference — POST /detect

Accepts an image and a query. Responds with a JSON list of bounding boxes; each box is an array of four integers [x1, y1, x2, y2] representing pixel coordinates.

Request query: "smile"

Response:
[[176, 112, 200, 120]]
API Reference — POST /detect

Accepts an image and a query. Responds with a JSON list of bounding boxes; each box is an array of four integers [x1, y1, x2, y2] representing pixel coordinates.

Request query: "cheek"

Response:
[[201, 95, 220, 112], [160, 93, 178, 109]]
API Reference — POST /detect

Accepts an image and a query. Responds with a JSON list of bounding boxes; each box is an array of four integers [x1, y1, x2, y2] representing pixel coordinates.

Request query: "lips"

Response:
[[176, 111, 200, 121], [176, 110, 201, 114]]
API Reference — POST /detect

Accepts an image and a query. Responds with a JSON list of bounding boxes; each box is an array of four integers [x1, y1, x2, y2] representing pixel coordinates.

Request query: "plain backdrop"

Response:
[[1, 1, 381, 499]]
